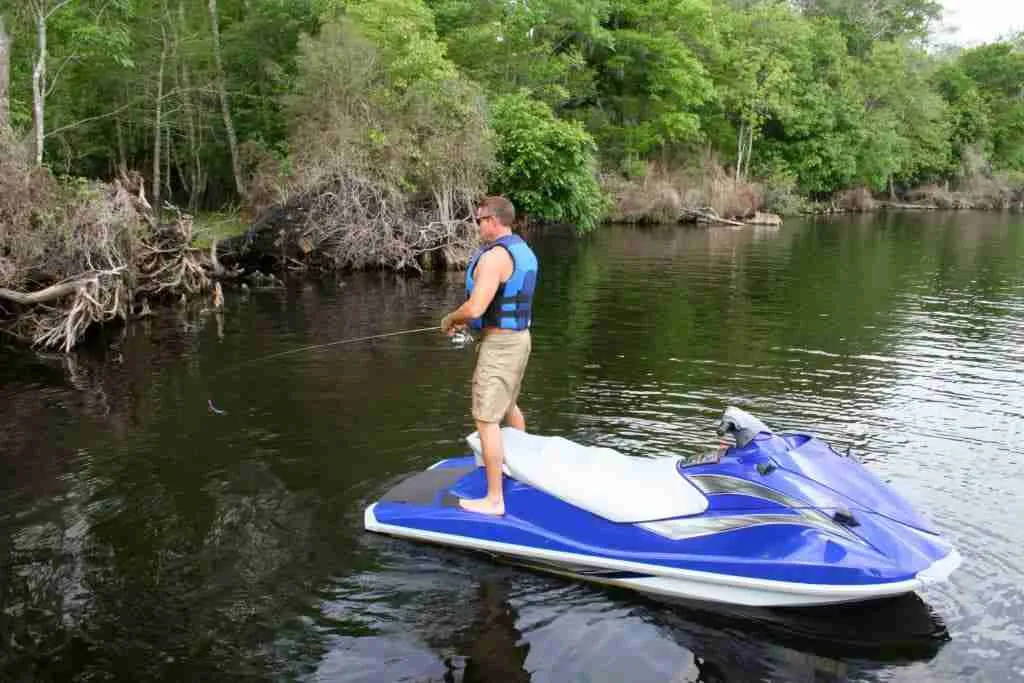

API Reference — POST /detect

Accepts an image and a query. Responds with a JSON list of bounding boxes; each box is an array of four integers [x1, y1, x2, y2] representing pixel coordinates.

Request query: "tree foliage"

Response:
[[0, 0, 1021, 231], [489, 93, 605, 232], [795, 0, 942, 55], [956, 42, 1024, 171], [576, 0, 716, 166], [284, 7, 491, 211]]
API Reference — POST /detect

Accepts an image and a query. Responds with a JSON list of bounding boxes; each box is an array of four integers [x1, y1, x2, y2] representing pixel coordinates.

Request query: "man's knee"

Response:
[[504, 403, 526, 430], [476, 420, 503, 452]]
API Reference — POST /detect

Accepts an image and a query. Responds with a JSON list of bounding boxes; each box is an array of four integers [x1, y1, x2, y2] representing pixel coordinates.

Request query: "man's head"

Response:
[[475, 196, 515, 242]]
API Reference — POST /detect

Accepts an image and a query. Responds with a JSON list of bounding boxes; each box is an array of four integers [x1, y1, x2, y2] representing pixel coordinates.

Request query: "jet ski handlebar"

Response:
[[717, 406, 773, 449]]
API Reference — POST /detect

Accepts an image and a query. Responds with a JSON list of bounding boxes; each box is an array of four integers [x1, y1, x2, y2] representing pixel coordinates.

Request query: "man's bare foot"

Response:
[[459, 497, 505, 516]]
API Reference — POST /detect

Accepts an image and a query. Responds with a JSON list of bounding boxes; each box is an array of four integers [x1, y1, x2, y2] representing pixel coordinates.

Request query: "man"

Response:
[[441, 196, 538, 516]]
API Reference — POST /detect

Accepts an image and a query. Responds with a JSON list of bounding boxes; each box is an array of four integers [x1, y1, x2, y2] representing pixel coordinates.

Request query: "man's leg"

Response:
[[503, 333, 530, 432], [460, 418, 506, 516], [460, 331, 528, 516], [504, 403, 525, 431]]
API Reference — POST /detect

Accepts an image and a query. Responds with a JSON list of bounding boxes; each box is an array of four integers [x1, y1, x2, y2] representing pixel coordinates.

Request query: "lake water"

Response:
[[2, 213, 1023, 682]]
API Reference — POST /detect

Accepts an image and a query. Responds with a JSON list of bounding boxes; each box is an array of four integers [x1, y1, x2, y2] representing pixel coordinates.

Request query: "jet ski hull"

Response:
[[364, 455, 961, 608]]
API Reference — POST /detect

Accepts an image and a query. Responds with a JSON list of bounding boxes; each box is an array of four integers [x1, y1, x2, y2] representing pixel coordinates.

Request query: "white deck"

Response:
[[465, 428, 708, 523]]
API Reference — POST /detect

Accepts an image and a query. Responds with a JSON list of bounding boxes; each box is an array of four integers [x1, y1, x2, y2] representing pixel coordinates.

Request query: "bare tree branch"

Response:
[[46, 0, 77, 22], [0, 16, 9, 130], [44, 86, 214, 139], [45, 54, 79, 98], [0, 269, 123, 306]]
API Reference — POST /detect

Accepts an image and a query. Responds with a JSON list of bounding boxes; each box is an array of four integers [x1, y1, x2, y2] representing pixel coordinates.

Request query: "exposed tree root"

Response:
[[221, 169, 479, 275], [1, 132, 477, 352], [0, 154, 222, 351]]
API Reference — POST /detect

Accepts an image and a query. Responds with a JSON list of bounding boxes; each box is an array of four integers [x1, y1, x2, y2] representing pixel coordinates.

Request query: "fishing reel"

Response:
[[450, 328, 475, 348]]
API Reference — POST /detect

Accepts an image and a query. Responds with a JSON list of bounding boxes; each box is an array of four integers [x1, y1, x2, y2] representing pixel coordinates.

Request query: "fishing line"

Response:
[[205, 324, 451, 415]]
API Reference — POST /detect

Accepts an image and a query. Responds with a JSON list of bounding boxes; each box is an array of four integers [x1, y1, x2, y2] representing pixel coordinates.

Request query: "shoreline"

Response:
[[603, 202, 1024, 228], [3, 204, 1021, 355]]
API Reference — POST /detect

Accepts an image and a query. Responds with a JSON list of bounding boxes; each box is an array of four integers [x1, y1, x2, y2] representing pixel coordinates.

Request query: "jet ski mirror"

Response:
[[717, 406, 772, 449]]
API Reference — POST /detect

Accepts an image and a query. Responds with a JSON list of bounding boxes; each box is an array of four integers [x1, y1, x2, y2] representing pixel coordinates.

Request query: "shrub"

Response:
[[274, 11, 493, 269], [836, 187, 876, 212], [761, 164, 809, 216], [601, 170, 682, 224], [907, 183, 956, 208], [600, 158, 766, 223], [488, 93, 607, 233]]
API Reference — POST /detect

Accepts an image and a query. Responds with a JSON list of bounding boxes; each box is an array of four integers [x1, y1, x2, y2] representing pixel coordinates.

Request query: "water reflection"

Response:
[[321, 535, 950, 682], [448, 579, 531, 683]]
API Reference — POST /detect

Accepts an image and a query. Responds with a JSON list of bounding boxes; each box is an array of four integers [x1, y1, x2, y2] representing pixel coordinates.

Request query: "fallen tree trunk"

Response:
[[0, 279, 90, 305], [878, 201, 937, 210], [681, 207, 746, 227], [1, 269, 128, 352], [745, 211, 783, 226]]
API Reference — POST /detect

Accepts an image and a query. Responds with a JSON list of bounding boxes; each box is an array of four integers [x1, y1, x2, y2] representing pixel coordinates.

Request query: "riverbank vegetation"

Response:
[[1, 0, 1023, 349]]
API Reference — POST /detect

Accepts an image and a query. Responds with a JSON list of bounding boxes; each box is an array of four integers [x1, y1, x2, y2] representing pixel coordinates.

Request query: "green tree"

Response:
[[855, 40, 952, 190], [957, 42, 1024, 170], [739, 14, 864, 195], [428, 0, 610, 110], [286, 3, 492, 220], [707, 1, 814, 182], [795, 0, 942, 55], [489, 92, 605, 232], [933, 59, 993, 169], [577, 0, 716, 168]]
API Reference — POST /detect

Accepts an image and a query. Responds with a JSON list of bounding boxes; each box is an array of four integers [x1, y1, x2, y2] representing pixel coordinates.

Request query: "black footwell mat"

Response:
[[379, 465, 476, 505]]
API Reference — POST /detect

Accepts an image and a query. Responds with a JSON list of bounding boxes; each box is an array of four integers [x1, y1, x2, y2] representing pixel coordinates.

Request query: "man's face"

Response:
[[475, 207, 501, 242]]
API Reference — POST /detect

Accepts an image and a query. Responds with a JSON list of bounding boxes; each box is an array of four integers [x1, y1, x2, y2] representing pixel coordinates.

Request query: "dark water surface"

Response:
[[2, 213, 1023, 682]]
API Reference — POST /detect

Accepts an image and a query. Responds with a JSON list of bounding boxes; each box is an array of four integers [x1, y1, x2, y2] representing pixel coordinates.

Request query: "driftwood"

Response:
[[0, 279, 92, 305], [0, 194, 226, 351], [210, 237, 224, 275], [682, 207, 746, 227], [0, 269, 128, 352], [878, 202, 938, 210], [135, 212, 211, 298], [745, 211, 783, 226]]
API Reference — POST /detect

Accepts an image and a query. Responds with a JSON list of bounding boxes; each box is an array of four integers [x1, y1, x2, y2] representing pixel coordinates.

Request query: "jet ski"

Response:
[[363, 408, 961, 608]]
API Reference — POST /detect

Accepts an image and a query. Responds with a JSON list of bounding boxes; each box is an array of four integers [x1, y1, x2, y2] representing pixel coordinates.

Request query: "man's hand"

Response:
[[441, 312, 465, 336]]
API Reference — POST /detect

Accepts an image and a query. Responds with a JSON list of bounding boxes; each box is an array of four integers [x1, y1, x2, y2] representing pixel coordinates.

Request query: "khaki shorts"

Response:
[[472, 330, 532, 423]]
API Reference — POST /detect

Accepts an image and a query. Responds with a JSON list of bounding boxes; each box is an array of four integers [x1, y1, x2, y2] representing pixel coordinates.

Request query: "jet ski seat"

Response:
[[466, 428, 709, 523]]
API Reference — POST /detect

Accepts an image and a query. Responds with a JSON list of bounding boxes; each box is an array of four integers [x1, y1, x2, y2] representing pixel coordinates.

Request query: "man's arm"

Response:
[[441, 249, 511, 334]]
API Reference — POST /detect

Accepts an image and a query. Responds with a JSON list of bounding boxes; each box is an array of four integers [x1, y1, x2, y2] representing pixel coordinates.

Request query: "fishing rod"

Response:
[[205, 324, 461, 415]]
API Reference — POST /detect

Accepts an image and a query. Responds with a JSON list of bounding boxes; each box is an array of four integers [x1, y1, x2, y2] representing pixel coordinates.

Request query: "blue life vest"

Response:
[[465, 233, 538, 331]]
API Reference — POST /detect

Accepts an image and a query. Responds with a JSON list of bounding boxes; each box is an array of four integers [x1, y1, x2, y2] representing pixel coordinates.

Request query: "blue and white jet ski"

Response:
[[364, 408, 961, 608]]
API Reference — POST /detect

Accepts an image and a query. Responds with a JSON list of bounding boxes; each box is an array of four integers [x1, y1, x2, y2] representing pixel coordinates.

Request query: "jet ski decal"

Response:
[[683, 474, 868, 546], [638, 512, 867, 546]]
